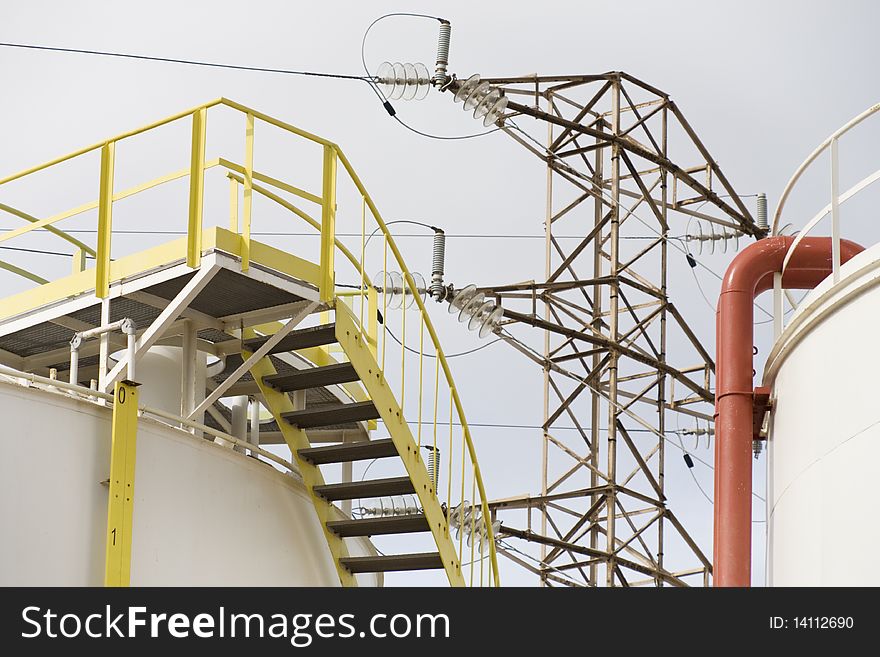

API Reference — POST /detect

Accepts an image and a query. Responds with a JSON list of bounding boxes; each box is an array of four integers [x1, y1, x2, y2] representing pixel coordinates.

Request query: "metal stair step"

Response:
[[264, 362, 359, 392], [282, 401, 380, 429], [326, 514, 429, 537], [243, 323, 336, 356], [339, 552, 444, 573], [312, 476, 414, 501], [298, 438, 398, 465]]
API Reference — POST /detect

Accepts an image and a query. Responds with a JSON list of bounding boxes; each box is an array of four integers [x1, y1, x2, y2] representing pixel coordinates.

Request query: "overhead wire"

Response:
[[0, 41, 376, 83], [496, 326, 765, 501]]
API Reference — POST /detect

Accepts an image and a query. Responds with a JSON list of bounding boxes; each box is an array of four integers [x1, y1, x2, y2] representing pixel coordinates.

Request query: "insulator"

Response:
[[430, 230, 446, 302], [447, 284, 502, 338], [482, 94, 508, 127], [464, 81, 493, 111], [451, 73, 508, 126], [359, 494, 421, 518], [424, 446, 440, 491], [448, 502, 500, 553], [373, 270, 427, 309], [681, 426, 715, 437], [682, 421, 714, 451], [376, 61, 431, 101], [453, 74, 481, 103], [433, 20, 452, 86], [756, 193, 768, 231], [460, 291, 486, 323], [685, 221, 742, 255]]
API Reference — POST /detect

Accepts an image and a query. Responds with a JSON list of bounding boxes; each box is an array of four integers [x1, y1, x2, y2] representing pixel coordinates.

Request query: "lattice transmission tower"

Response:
[[441, 72, 763, 586], [373, 18, 764, 585]]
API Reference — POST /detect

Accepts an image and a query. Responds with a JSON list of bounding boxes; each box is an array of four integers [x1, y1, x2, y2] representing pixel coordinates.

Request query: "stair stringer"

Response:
[[334, 304, 466, 587], [243, 335, 358, 588]]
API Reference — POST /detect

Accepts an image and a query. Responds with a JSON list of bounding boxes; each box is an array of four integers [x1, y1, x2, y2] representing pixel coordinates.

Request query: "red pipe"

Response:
[[714, 235, 864, 587]]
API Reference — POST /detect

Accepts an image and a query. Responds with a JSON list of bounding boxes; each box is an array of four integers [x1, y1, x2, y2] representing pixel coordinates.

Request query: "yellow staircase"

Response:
[[246, 304, 483, 586], [0, 97, 499, 587]]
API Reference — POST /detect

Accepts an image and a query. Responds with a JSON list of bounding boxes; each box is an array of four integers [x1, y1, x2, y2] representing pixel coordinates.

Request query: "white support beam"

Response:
[[0, 347, 24, 370], [180, 319, 198, 422], [49, 316, 96, 332], [186, 301, 317, 420], [103, 265, 219, 391], [97, 298, 111, 392], [220, 300, 315, 329], [128, 290, 225, 332]]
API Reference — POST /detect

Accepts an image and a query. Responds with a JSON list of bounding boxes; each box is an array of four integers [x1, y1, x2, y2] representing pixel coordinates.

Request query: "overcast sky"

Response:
[[2, 1, 878, 586]]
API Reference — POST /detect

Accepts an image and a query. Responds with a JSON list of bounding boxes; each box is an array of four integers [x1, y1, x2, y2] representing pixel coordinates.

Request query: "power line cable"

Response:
[[1, 227, 692, 240], [0, 244, 91, 258], [496, 326, 766, 501], [0, 41, 376, 83], [384, 324, 501, 359]]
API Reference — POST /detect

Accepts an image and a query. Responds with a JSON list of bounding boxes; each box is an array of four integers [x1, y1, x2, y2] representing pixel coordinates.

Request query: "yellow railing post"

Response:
[[71, 247, 86, 275], [242, 113, 255, 271], [104, 381, 139, 587], [319, 145, 337, 302], [96, 142, 115, 298], [229, 176, 239, 232], [187, 107, 207, 269]]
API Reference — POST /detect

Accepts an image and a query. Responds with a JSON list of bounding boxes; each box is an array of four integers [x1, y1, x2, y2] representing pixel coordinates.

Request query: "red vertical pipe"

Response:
[[714, 235, 863, 587]]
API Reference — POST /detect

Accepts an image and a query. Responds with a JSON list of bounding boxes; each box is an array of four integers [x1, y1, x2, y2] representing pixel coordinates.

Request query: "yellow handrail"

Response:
[[0, 99, 500, 586]]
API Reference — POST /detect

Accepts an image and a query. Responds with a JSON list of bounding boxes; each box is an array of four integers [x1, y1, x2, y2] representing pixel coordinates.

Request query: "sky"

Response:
[[1, 0, 879, 586]]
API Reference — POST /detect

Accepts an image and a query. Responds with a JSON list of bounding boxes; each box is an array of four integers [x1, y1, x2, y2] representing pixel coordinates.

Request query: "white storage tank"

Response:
[[763, 243, 880, 585], [0, 376, 380, 586]]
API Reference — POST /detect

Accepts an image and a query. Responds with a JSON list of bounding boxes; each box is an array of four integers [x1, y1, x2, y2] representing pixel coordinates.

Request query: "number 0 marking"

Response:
[[118, 386, 126, 404]]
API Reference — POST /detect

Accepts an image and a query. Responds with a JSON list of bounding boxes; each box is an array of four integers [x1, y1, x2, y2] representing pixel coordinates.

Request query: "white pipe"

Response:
[[0, 363, 114, 401], [249, 398, 260, 457], [231, 395, 248, 454], [78, 318, 129, 340], [69, 317, 137, 386], [69, 346, 79, 385], [126, 331, 136, 382]]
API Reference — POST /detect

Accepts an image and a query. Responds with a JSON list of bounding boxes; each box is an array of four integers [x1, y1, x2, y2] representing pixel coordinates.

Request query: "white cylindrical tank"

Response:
[[0, 379, 380, 586], [763, 243, 880, 586]]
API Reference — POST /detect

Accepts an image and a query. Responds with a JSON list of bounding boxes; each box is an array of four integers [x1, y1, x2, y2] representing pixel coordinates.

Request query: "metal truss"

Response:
[[448, 72, 764, 586]]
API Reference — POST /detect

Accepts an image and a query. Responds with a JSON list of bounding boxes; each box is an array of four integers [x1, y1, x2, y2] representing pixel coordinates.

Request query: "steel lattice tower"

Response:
[[443, 72, 763, 586]]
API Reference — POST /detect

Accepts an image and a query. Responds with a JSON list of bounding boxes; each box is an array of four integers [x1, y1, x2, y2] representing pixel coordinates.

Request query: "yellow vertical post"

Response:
[[187, 107, 207, 269], [400, 291, 406, 412], [367, 285, 378, 358], [71, 247, 86, 275], [367, 285, 379, 432], [96, 142, 115, 298], [229, 177, 239, 232], [359, 195, 366, 333], [242, 113, 255, 271], [319, 145, 337, 302], [104, 381, 140, 587]]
